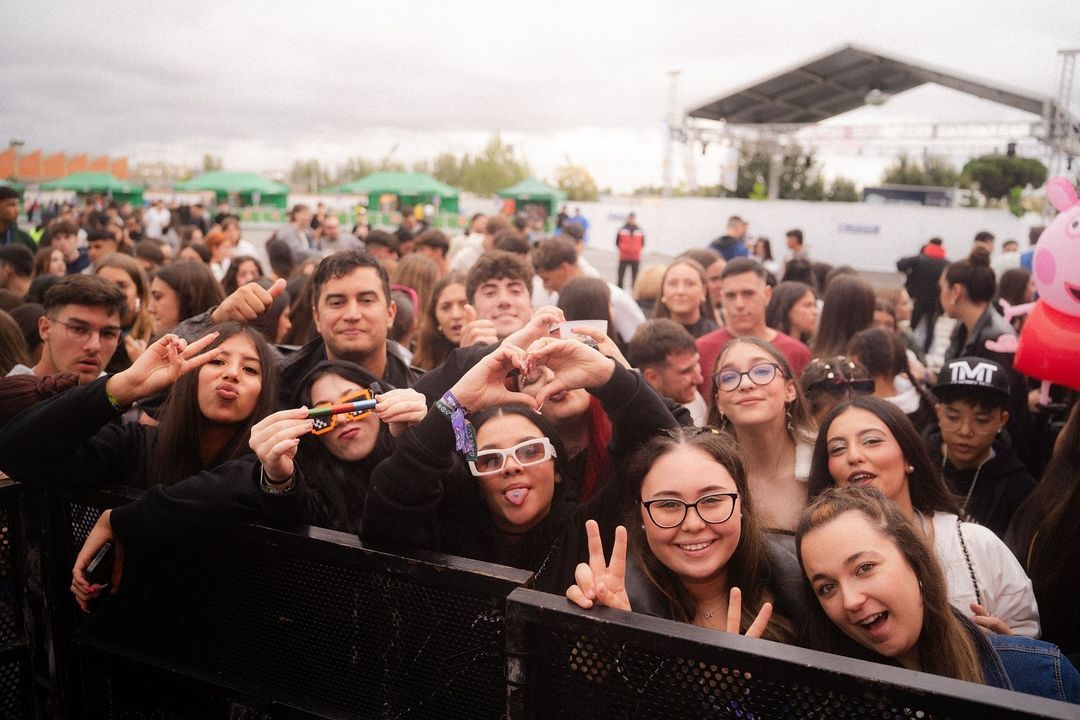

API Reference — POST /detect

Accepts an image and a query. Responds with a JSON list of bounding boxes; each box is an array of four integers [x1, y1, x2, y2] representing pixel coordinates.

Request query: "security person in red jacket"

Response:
[[615, 213, 644, 290]]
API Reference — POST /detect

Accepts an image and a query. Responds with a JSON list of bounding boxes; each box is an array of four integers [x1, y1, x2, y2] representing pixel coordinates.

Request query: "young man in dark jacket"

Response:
[[924, 356, 1035, 537]]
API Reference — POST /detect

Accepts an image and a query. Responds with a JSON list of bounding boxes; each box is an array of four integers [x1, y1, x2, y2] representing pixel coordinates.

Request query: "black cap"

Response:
[[933, 357, 1010, 405]]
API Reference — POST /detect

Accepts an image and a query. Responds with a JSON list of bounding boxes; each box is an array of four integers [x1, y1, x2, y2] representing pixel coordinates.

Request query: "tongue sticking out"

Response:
[[505, 488, 529, 506]]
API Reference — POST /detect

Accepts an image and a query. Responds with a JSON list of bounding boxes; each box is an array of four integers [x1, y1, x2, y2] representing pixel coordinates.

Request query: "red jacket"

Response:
[[616, 225, 644, 261]]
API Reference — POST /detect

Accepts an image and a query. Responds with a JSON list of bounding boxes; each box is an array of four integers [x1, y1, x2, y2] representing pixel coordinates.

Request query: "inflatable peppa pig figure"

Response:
[[987, 177, 1080, 404]]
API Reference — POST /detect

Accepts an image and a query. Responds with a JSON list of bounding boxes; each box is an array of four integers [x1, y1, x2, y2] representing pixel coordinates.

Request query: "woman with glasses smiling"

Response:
[[565, 427, 801, 641], [707, 337, 817, 534], [362, 337, 679, 593]]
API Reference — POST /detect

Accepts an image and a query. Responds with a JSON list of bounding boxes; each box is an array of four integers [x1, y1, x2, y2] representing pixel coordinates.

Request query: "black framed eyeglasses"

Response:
[[641, 492, 739, 528], [713, 362, 782, 392], [806, 377, 875, 397]]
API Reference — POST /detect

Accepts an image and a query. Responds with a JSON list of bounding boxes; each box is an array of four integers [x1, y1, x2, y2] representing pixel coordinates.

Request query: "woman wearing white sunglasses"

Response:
[[363, 338, 679, 592]]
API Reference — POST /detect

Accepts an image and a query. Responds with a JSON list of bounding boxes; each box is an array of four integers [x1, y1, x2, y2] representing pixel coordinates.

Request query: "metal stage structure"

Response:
[[664, 44, 1080, 197]]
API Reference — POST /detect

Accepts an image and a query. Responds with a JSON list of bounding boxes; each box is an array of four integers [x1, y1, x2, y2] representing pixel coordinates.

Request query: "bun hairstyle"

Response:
[[944, 247, 996, 304]]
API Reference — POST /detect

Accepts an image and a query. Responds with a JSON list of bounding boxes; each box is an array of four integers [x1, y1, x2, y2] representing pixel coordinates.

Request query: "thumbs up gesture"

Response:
[[213, 277, 287, 323]]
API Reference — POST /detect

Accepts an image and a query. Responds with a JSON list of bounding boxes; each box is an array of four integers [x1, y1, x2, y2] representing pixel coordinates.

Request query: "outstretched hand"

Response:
[[566, 520, 631, 612], [106, 331, 221, 407], [249, 408, 312, 483], [375, 388, 428, 437], [459, 303, 499, 348], [212, 278, 287, 323], [448, 344, 538, 412], [524, 337, 615, 406]]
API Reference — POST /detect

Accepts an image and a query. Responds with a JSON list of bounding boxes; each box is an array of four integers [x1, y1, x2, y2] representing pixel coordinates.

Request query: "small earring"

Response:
[[437, 325, 442, 332], [906, 465, 915, 474], [785, 405, 795, 434]]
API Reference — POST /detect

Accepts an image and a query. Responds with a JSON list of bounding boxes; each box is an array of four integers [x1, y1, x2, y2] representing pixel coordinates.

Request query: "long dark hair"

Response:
[[795, 486, 983, 682], [1012, 400, 1080, 652], [807, 396, 960, 515], [153, 260, 225, 332], [945, 247, 995, 305], [813, 275, 875, 357], [413, 273, 466, 371], [221, 255, 264, 296], [766, 281, 815, 342], [623, 428, 793, 641], [151, 323, 279, 486], [293, 360, 397, 533]]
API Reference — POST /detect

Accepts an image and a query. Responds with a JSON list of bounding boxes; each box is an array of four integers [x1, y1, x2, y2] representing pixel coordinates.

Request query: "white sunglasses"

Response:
[[468, 438, 557, 476]]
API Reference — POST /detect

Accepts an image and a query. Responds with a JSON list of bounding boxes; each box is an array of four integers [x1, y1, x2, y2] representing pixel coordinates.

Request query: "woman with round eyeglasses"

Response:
[[362, 338, 679, 593], [565, 427, 802, 641], [708, 337, 817, 533], [807, 395, 1039, 637], [797, 486, 1079, 702]]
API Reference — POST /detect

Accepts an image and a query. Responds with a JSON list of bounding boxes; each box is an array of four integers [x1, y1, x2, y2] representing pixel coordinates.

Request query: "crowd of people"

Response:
[[0, 188, 1077, 705]]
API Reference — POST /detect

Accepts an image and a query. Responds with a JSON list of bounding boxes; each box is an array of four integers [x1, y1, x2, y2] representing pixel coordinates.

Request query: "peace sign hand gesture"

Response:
[[106, 331, 222, 407], [722, 587, 773, 639], [566, 520, 631, 612]]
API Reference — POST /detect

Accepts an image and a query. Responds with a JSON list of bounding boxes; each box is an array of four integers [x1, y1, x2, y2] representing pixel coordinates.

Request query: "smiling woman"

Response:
[[797, 486, 1080, 703], [362, 338, 679, 593], [807, 396, 1040, 637]]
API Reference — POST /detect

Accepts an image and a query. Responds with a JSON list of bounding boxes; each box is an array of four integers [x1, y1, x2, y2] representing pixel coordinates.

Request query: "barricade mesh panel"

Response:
[[68, 501, 510, 719], [0, 505, 19, 652], [518, 620, 1044, 720], [0, 659, 26, 720]]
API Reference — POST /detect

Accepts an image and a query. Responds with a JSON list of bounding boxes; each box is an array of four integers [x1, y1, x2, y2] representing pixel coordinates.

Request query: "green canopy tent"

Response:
[[496, 176, 566, 218], [174, 171, 290, 210], [39, 172, 144, 205], [335, 171, 460, 214]]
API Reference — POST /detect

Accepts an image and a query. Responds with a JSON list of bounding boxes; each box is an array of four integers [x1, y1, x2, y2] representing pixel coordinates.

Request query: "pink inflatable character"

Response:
[[987, 177, 1080, 404]]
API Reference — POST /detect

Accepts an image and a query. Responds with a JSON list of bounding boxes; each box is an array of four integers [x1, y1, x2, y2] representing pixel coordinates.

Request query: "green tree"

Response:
[[553, 164, 599, 201], [732, 142, 825, 200], [827, 176, 859, 202], [288, 159, 331, 192], [334, 156, 376, 185], [882, 154, 960, 187], [458, 134, 530, 194], [961, 154, 1048, 200], [430, 152, 465, 187], [202, 154, 223, 172]]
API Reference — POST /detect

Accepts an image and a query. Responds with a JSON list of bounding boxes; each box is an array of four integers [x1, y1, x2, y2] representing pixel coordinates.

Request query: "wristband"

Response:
[[260, 467, 295, 495], [105, 384, 130, 413], [435, 390, 476, 460]]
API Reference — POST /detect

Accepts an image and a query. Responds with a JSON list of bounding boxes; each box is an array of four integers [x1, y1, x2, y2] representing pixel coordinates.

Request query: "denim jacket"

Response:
[[974, 625, 1080, 704]]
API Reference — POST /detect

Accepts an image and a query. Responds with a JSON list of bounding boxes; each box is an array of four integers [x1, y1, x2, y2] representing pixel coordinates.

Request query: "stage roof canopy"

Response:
[[688, 44, 1054, 125]]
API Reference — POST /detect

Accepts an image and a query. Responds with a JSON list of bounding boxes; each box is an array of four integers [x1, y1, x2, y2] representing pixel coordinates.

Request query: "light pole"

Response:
[[8, 139, 25, 181]]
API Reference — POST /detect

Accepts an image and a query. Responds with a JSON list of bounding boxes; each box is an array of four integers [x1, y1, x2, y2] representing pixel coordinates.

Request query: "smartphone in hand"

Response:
[[85, 541, 114, 587]]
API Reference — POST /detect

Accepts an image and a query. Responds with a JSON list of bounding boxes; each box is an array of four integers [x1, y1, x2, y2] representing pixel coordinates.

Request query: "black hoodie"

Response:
[[925, 425, 1036, 537]]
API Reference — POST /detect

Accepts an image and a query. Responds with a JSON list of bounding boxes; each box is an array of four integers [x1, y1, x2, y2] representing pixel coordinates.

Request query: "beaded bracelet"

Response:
[[434, 390, 476, 460]]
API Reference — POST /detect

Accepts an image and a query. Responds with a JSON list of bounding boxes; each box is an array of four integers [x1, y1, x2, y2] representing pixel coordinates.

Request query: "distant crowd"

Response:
[[0, 184, 1077, 706]]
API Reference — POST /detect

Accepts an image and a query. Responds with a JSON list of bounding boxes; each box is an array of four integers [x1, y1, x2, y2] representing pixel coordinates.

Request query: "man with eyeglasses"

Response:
[[925, 357, 1034, 537], [6, 275, 126, 385]]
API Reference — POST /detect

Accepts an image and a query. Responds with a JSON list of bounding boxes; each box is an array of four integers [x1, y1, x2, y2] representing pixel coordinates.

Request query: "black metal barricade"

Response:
[[45, 486, 533, 720], [504, 587, 1078, 720], [0, 481, 31, 720]]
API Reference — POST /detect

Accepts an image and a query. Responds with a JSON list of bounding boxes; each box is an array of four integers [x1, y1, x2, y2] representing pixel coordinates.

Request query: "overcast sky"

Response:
[[3, 1, 1075, 192]]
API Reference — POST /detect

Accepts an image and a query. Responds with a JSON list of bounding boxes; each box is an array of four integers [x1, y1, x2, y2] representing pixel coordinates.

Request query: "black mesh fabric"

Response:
[[64, 497, 522, 719], [507, 589, 1075, 720]]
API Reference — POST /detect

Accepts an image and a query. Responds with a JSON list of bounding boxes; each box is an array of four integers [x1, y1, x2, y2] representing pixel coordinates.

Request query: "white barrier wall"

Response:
[[461, 196, 1032, 273]]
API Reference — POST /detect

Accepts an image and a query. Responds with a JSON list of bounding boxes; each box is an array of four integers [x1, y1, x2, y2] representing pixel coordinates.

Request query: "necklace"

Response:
[[942, 446, 992, 520]]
